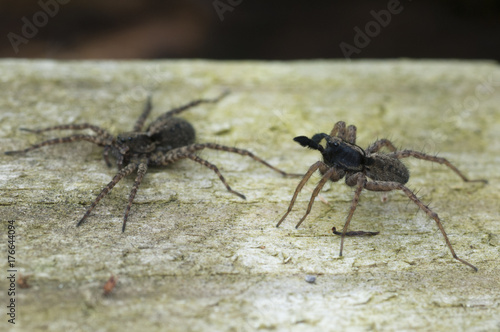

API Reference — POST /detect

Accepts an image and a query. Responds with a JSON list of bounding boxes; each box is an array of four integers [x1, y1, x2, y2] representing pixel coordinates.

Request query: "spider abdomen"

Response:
[[365, 154, 409, 184], [149, 117, 195, 153]]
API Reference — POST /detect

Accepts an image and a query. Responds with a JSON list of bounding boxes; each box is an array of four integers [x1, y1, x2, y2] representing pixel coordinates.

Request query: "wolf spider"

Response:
[[276, 121, 487, 271], [5, 91, 296, 232]]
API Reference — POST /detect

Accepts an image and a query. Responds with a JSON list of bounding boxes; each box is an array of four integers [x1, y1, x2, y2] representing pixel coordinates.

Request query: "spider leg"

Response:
[[338, 173, 367, 256], [77, 163, 138, 227], [276, 161, 324, 227], [329, 121, 346, 139], [294, 167, 338, 229], [346, 125, 357, 144], [366, 138, 398, 154], [185, 154, 247, 199], [103, 147, 113, 167], [151, 147, 247, 199], [132, 95, 153, 132], [388, 150, 487, 183], [14, 124, 134, 167], [5, 134, 111, 155], [147, 90, 229, 134], [363, 179, 478, 271], [330, 173, 380, 238], [20, 123, 114, 141], [122, 162, 148, 232], [179, 143, 301, 177]]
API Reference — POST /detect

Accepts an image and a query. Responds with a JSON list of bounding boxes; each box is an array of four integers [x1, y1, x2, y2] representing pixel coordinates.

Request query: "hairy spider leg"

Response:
[[294, 167, 338, 229], [388, 149, 488, 184], [365, 138, 486, 183], [276, 161, 324, 227], [339, 173, 367, 256], [365, 138, 398, 154], [346, 125, 357, 144], [149, 142, 300, 200], [328, 121, 357, 144], [360, 177, 478, 271], [5, 134, 112, 155], [149, 147, 245, 199], [121, 162, 148, 232], [102, 147, 113, 168], [152, 143, 300, 177], [132, 95, 153, 132], [147, 90, 229, 135], [330, 121, 346, 139], [77, 163, 137, 227], [6, 124, 120, 166], [19, 123, 114, 139], [186, 154, 246, 199], [200, 143, 302, 177]]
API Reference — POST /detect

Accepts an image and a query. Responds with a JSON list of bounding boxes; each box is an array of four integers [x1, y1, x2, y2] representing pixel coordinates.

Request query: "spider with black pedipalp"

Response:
[[276, 121, 487, 271]]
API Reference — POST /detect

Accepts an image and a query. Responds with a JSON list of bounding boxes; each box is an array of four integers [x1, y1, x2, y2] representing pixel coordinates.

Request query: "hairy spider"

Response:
[[276, 121, 487, 271], [5, 91, 296, 232]]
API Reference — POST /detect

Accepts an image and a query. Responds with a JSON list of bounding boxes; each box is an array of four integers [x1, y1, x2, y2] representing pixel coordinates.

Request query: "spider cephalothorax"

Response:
[[5, 91, 296, 232], [294, 133, 410, 184], [277, 121, 487, 271]]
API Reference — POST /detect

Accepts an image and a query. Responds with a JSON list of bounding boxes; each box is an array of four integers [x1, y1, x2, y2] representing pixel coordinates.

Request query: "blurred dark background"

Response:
[[1, 0, 499, 60]]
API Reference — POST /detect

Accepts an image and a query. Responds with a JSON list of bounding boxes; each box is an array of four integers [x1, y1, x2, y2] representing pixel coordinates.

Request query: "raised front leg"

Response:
[[346, 125, 357, 144], [329, 121, 346, 139], [147, 90, 229, 134], [132, 95, 153, 132], [365, 138, 398, 154]]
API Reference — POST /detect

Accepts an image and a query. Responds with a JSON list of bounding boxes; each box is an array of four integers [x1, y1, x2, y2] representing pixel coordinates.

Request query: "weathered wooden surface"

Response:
[[0, 60, 499, 331]]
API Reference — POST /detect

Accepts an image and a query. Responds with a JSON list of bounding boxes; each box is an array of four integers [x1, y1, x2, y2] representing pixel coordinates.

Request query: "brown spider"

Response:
[[5, 91, 296, 232], [276, 121, 487, 271]]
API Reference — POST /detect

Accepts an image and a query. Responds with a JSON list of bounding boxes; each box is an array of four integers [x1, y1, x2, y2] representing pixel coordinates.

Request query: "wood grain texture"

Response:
[[1, 59, 499, 331]]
